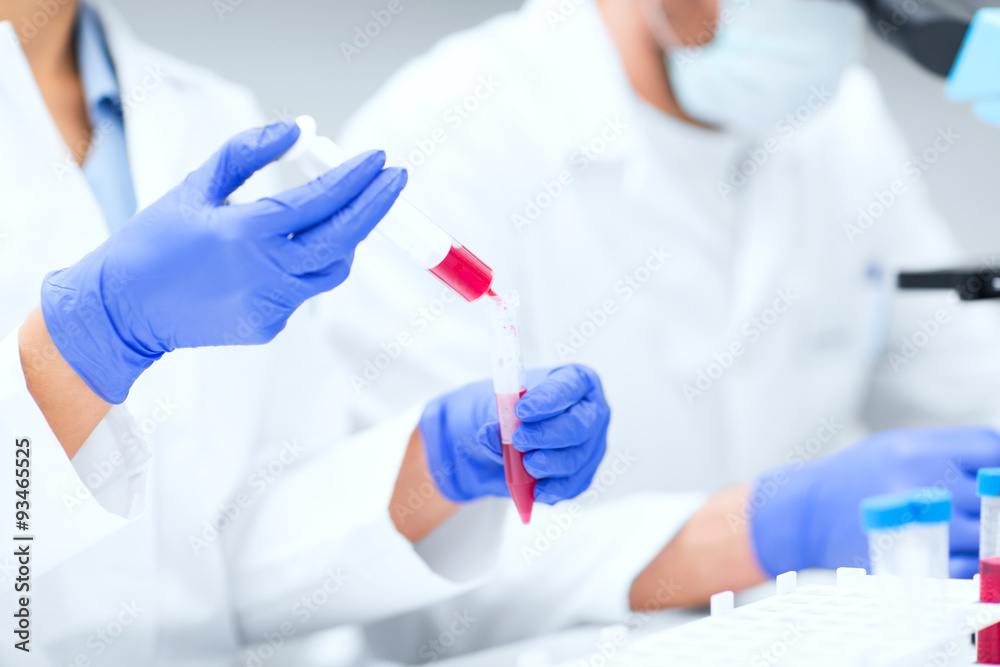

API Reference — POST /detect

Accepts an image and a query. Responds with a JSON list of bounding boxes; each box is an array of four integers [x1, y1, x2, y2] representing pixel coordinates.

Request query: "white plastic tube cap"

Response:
[[279, 115, 318, 163]]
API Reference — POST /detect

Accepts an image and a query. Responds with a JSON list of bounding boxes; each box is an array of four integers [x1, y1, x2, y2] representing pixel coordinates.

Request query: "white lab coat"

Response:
[[333, 0, 1000, 493], [326, 0, 1000, 660], [0, 3, 695, 665]]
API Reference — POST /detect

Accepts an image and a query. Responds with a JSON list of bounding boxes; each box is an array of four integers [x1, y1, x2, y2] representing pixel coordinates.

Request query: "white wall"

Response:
[[108, 0, 521, 131], [108, 0, 1000, 254]]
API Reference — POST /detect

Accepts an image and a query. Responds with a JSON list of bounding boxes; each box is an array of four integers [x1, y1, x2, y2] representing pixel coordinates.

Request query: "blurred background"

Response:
[[108, 0, 1000, 252]]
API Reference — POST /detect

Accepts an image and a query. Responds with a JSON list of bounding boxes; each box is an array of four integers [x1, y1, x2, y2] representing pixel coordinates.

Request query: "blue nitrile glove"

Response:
[[41, 121, 406, 403], [750, 426, 1000, 579], [419, 365, 610, 504]]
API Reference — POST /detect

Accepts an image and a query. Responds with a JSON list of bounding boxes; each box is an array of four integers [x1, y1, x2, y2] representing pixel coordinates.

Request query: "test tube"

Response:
[[279, 116, 494, 302], [860, 489, 952, 579], [486, 290, 535, 524], [861, 493, 915, 577], [978, 468, 1000, 664], [908, 488, 951, 579]]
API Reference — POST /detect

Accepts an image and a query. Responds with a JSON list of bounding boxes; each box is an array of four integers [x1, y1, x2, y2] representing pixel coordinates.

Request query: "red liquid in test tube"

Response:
[[979, 469, 1000, 664], [981, 556, 1000, 663], [488, 291, 535, 524], [276, 118, 497, 303], [496, 388, 535, 524]]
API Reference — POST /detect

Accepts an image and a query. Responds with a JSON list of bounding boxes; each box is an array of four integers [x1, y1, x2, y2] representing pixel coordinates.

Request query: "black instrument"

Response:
[[898, 267, 1000, 300], [855, 0, 992, 75]]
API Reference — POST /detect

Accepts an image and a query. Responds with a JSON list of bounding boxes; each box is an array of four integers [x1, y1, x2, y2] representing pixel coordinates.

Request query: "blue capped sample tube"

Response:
[[909, 488, 951, 579], [860, 488, 951, 578], [861, 493, 914, 576]]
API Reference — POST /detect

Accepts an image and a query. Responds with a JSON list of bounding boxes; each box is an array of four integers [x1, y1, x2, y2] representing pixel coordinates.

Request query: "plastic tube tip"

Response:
[[279, 115, 317, 162], [511, 485, 534, 524]]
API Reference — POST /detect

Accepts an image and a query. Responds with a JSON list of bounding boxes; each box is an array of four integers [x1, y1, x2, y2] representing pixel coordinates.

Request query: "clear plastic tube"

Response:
[[866, 526, 904, 577], [909, 488, 950, 579], [279, 116, 493, 302], [984, 496, 1000, 560], [862, 493, 914, 577], [861, 489, 950, 579], [910, 523, 949, 578], [487, 290, 534, 524], [866, 524, 948, 578]]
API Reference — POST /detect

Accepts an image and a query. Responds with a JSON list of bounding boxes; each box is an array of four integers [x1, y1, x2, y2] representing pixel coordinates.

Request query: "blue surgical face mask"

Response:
[[652, 0, 866, 135]]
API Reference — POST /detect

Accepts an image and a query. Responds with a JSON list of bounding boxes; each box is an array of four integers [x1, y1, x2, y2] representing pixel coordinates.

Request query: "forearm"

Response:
[[390, 427, 461, 543], [630, 484, 767, 610], [18, 308, 109, 459]]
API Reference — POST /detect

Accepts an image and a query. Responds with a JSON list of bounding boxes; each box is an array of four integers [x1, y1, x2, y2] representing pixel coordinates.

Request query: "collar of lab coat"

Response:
[[0, 2, 197, 212], [517, 0, 746, 189], [85, 1, 189, 209]]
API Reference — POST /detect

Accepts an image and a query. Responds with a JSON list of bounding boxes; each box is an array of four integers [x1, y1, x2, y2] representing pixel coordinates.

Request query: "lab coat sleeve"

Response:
[[228, 407, 508, 640], [363, 491, 705, 662], [507, 491, 707, 626], [0, 329, 150, 577]]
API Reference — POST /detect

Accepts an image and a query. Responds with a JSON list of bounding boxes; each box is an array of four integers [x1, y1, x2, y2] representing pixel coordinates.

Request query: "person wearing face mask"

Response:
[[641, 0, 865, 134], [314, 0, 1000, 660]]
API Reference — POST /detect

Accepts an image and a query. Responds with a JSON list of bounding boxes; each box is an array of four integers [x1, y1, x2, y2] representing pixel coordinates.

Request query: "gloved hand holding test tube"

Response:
[[279, 116, 494, 301], [487, 290, 535, 523]]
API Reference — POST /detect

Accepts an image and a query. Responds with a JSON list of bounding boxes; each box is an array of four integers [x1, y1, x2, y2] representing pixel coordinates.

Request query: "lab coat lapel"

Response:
[[0, 21, 110, 330], [0, 22, 65, 157], [1, 15, 162, 660]]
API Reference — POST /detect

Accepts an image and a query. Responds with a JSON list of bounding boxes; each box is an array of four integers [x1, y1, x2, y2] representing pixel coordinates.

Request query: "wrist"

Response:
[[631, 485, 767, 610], [19, 308, 111, 458], [41, 263, 160, 404], [390, 428, 460, 543]]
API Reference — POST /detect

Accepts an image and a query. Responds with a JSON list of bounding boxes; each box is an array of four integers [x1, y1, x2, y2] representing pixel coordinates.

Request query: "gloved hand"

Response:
[[419, 365, 610, 504], [42, 120, 406, 403], [750, 426, 1000, 579]]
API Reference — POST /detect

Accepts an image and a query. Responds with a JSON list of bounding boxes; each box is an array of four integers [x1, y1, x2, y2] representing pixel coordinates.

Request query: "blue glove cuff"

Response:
[[418, 396, 467, 503], [749, 464, 811, 577], [41, 263, 161, 404]]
